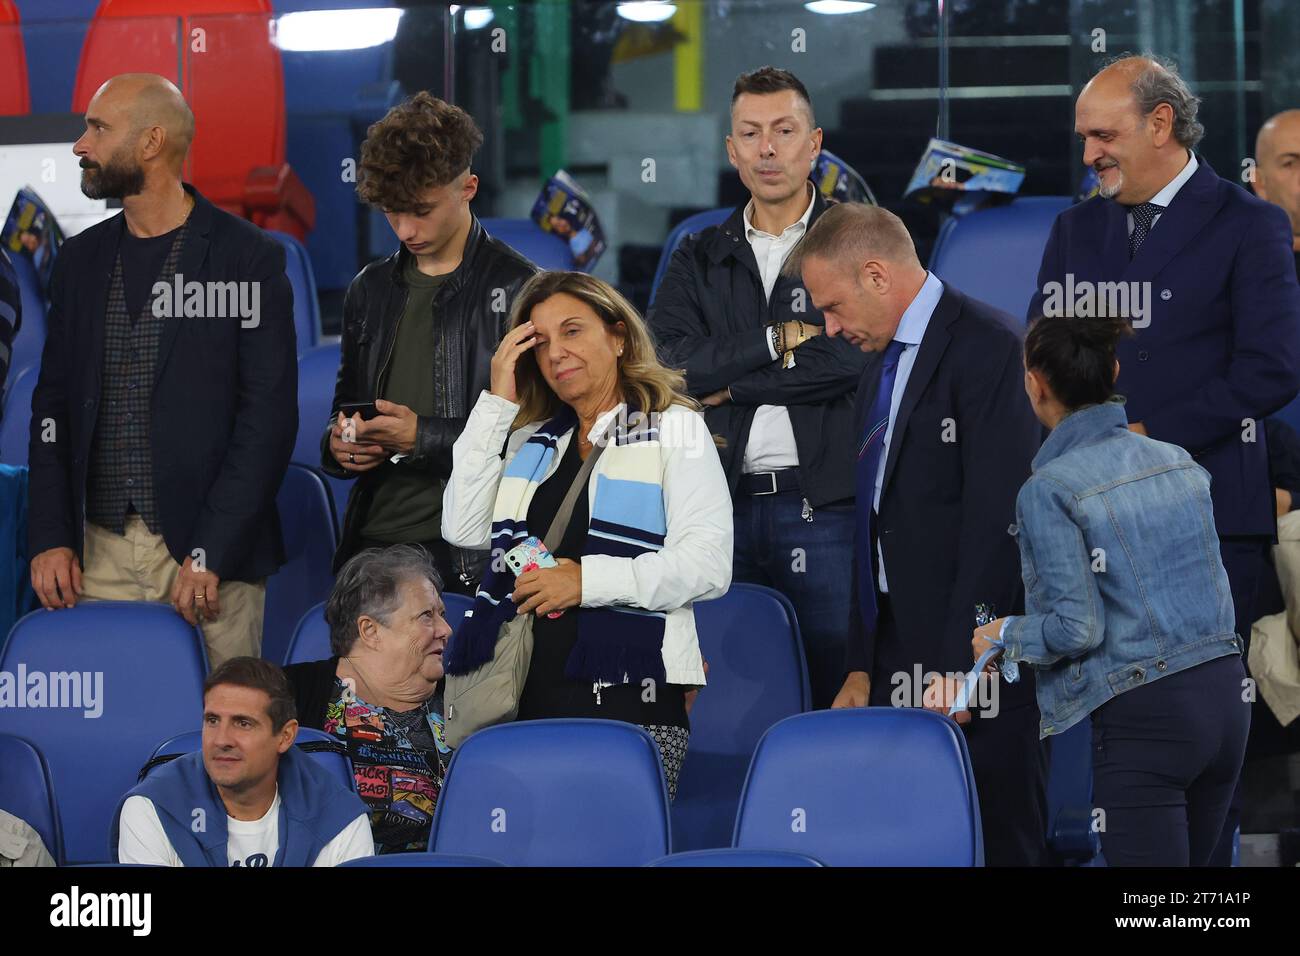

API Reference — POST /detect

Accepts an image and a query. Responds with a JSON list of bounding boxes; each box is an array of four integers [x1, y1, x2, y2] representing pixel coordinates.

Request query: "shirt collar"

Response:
[[1032, 398, 1129, 471], [1148, 151, 1198, 209], [743, 183, 816, 242], [893, 271, 945, 347]]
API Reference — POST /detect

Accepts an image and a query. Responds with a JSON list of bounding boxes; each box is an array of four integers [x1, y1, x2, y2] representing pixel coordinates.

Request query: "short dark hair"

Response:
[[203, 657, 297, 733], [1024, 315, 1134, 409], [731, 66, 816, 127], [325, 544, 444, 658], [357, 91, 484, 212]]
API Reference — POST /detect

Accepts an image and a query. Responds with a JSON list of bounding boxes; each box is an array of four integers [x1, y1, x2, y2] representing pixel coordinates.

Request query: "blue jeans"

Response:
[[732, 492, 855, 710]]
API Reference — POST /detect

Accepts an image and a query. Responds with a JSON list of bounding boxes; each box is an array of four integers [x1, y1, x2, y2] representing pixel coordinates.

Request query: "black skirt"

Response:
[[515, 436, 688, 729]]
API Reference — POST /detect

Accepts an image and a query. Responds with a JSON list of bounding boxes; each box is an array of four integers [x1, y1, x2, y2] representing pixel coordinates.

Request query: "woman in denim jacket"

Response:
[[973, 315, 1250, 867]]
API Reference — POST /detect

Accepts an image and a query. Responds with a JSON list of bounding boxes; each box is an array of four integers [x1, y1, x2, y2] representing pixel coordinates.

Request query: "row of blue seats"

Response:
[[0, 583, 812, 863], [0, 584, 1099, 865], [3, 708, 984, 867]]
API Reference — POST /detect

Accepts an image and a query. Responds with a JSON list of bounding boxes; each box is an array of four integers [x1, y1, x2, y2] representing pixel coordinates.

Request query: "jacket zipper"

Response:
[[375, 284, 409, 398]]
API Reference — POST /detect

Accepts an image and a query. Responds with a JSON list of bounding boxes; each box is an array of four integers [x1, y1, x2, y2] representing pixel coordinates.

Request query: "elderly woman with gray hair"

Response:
[[283, 544, 454, 854]]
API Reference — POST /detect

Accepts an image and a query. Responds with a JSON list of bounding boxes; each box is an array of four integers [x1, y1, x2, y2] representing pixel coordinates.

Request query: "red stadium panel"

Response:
[[72, 0, 314, 239], [0, 0, 31, 116]]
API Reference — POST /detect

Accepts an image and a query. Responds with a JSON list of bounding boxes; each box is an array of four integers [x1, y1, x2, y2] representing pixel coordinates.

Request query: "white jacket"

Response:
[[442, 391, 733, 685]]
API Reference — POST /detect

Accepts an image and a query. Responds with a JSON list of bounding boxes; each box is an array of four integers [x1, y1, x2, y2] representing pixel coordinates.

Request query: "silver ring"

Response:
[[348, 452, 356, 464]]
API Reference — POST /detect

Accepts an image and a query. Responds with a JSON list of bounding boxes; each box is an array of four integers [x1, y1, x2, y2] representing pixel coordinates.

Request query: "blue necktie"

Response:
[[855, 339, 906, 639]]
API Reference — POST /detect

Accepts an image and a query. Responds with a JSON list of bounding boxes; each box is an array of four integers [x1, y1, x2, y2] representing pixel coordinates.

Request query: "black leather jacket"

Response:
[[321, 215, 537, 576]]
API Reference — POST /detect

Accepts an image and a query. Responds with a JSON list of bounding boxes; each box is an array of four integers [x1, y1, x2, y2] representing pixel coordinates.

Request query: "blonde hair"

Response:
[[506, 271, 698, 428]]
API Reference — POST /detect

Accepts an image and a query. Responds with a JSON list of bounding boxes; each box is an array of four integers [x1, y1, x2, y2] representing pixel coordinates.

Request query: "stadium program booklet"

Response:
[[531, 170, 607, 271], [812, 149, 877, 206], [904, 138, 1026, 210], [2, 185, 65, 295]]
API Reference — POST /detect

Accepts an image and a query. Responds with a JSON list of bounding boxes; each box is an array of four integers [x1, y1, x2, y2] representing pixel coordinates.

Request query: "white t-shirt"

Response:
[[117, 791, 374, 867]]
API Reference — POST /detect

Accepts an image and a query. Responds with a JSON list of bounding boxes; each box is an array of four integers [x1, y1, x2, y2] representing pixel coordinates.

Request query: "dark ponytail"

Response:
[[1023, 315, 1133, 409]]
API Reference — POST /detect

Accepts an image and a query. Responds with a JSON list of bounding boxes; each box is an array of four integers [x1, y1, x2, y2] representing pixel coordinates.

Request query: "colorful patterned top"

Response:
[[323, 679, 449, 853]]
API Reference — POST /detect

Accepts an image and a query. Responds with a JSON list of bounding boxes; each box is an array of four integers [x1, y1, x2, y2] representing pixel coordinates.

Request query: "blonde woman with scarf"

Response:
[[442, 271, 733, 798]]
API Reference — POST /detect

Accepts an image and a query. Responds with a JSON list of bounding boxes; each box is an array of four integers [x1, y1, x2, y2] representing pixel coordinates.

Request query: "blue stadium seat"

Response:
[[928, 196, 1072, 322], [429, 719, 672, 866], [649, 207, 732, 304], [480, 218, 571, 271], [293, 340, 350, 524], [0, 363, 35, 465], [733, 709, 984, 866], [262, 464, 337, 665], [647, 848, 823, 867], [1271, 404, 1300, 439], [673, 583, 810, 851], [340, 852, 506, 868], [5, 250, 45, 400], [143, 726, 356, 794], [0, 601, 206, 863], [1046, 717, 1101, 863], [282, 600, 329, 666], [268, 229, 321, 354], [0, 732, 63, 864], [283, 590, 473, 666]]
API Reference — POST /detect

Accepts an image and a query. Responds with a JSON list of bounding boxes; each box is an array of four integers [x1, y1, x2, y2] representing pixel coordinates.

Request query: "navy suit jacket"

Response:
[[846, 285, 1041, 709], [1030, 157, 1300, 538], [27, 185, 297, 581]]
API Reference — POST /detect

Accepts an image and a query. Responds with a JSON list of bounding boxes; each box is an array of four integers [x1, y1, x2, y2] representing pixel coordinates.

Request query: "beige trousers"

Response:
[[81, 516, 266, 668]]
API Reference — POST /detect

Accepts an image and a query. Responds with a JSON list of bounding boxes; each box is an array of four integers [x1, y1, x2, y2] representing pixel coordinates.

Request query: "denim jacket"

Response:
[[1003, 399, 1241, 737]]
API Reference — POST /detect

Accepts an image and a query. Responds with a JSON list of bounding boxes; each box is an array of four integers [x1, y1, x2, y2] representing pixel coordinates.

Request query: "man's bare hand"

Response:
[[356, 399, 418, 455], [330, 412, 387, 473], [701, 389, 731, 407], [30, 547, 81, 610], [832, 671, 871, 708], [924, 674, 971, 725], [170, 556, 221, 626], [1277, 488, 1292, 518]]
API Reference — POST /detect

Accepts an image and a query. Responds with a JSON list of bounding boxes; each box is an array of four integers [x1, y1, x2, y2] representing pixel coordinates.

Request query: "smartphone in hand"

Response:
[[338, 401, 380, 421], [504, 536, 564, 618]]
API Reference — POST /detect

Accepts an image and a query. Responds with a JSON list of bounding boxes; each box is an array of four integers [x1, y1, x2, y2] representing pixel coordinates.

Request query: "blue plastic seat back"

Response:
[[0, 364, 36, 465], [429, 719, 671, 866], [647, 848, 822, 867], [262, 464, 338, 666], [283, 591, 472, 667], [292, 341, 351, 523], [480, 218, 572, 271], [672, 583, 810, 851], [0, 601, 206, 863], [6, 251, 46, 387], [733, 709, 984, 866], [0, 732, 64, 864], [928, 196, 1072, 323], [268, 230, 321, 354], [340, 852, 506, 868], [649, 207, 732, 304]]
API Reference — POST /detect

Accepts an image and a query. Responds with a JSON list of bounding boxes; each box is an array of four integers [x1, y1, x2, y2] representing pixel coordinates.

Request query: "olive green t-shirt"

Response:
[[358, 258, 449, 542]]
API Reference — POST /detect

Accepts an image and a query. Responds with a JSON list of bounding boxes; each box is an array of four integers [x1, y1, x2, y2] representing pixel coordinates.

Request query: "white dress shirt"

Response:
[[874, 271, 946, 593], [741, 185, 817, 474], [1127, 151, 1198, 235]]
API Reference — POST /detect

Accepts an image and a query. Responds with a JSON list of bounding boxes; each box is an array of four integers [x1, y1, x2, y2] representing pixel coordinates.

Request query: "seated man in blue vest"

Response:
[[114, 657, 374, 867]]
